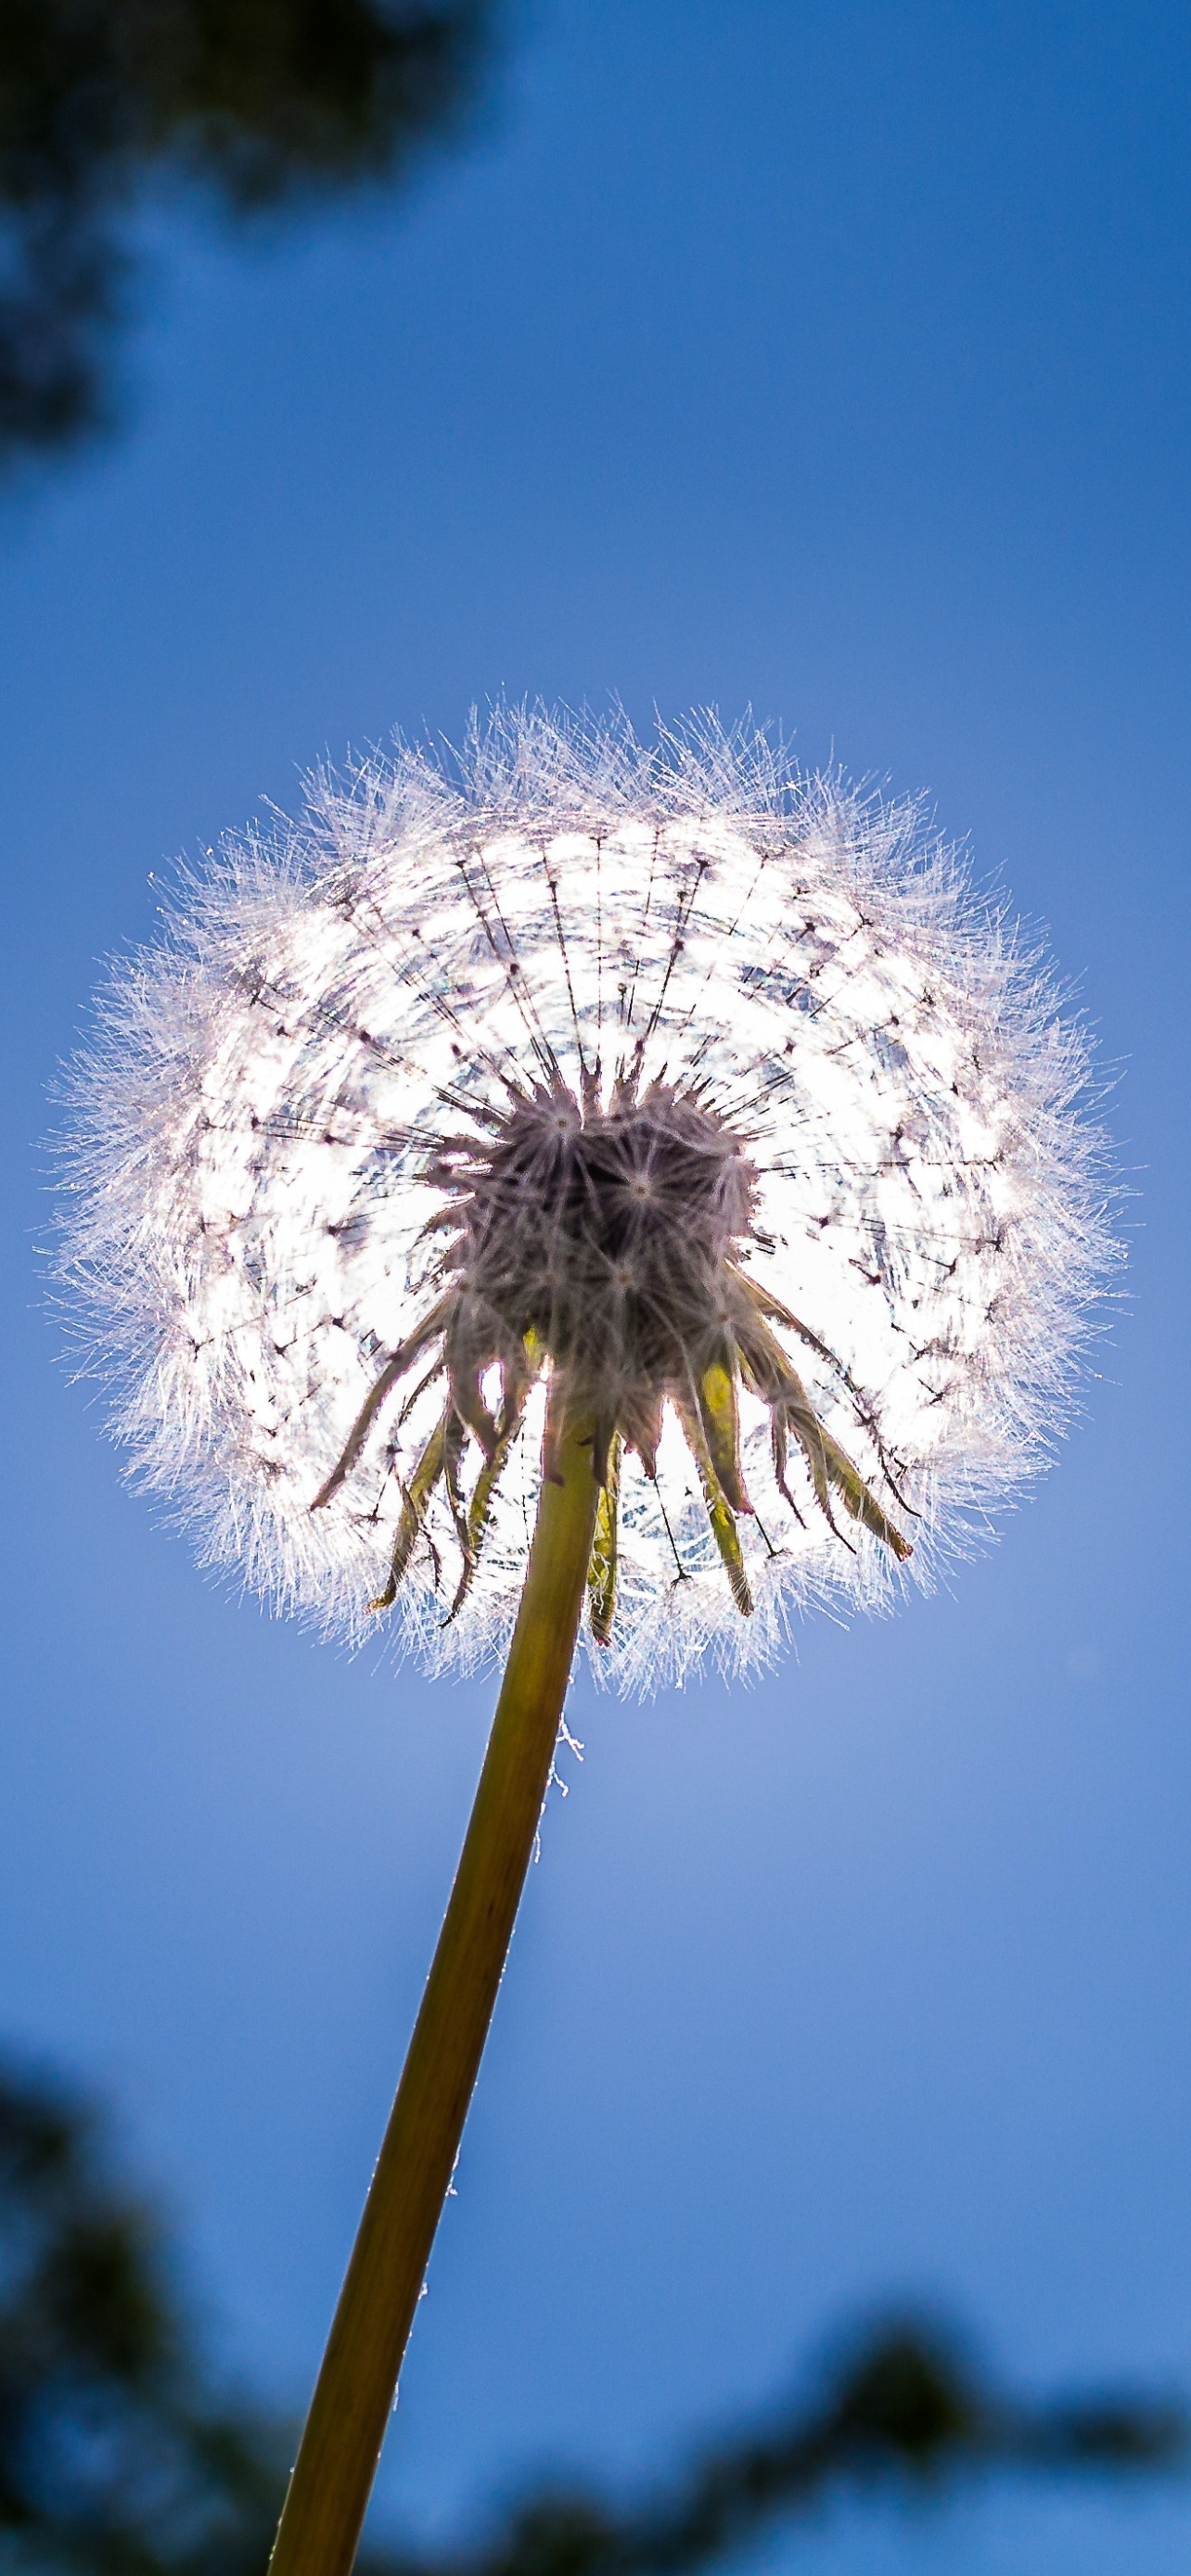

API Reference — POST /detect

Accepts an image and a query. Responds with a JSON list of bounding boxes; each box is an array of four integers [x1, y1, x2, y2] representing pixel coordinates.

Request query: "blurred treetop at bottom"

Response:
[[0, 2054, 1183, 2576], [0, 0, 499, 465]]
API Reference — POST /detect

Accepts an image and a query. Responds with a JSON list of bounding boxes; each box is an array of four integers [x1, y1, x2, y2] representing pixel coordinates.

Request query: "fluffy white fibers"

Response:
[[57, 708, 1118, 1692]]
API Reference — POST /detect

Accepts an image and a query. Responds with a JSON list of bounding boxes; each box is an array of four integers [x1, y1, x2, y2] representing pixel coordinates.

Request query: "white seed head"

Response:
[[57, 708, 1118, 1691]]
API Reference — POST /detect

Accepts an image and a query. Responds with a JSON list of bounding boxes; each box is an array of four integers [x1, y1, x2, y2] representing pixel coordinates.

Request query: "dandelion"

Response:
[[58, 707, 1115, 2576]]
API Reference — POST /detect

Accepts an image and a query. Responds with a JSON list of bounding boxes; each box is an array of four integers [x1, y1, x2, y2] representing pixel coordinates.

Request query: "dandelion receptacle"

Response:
[[58, 709, 1115, 2576]]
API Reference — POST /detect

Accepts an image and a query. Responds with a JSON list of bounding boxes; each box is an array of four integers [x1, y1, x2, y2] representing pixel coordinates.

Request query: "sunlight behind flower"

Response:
[[58, 708, 1115, 1692]]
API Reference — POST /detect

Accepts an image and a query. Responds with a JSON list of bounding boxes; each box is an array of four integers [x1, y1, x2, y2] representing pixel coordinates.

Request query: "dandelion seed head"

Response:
[[57, 707, 1118, 1692]]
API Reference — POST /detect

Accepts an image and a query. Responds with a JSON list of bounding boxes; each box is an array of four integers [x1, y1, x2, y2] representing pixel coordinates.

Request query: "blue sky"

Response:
[[2, 3, 1189, 2569]]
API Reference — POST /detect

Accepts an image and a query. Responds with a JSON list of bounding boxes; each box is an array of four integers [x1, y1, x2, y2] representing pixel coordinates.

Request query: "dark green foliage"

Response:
[[488, 2324, 1185, 2576], [0, 0, 496, 459], [0, 2062, 287, 2571], [0, 2057, 1182, 2573]]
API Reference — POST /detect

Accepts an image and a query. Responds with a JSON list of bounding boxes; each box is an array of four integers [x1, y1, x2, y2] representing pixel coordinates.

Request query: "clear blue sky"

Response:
[[2, 4, 1189, 2570]]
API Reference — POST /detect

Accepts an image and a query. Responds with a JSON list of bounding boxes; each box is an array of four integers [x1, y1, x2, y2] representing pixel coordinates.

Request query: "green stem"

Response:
[[268, 1396, 599, 2576]]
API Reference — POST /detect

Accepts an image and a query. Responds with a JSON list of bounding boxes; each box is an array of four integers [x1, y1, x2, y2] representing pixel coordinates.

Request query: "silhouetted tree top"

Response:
[[0, 2057, 1183, 2572], [0, 0, 498, 463]]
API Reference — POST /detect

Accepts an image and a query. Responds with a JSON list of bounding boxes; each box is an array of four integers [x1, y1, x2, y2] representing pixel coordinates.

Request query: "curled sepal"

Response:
[[588, 1408, 619, 1493], [587, 1435, 621, 1645], [367, 1409, 449, 1612], [733, 1267, 918, 1519], [737, 1305, 910, 1561], [802, 1414, 914, 1560], [621, 1388, 664, 1482], [444, 1294, 504, 1459], [774, 1384, 853, 1552], [770, 1413, 806, 1526], [692, 1346, 751, 1514], [726, 1265, 838, 1370], [442, 1408, 471, 1562], [443, 1345, 539, 1625], [311, 1294, 455, 1511], [673, 1392, 753, 1618]]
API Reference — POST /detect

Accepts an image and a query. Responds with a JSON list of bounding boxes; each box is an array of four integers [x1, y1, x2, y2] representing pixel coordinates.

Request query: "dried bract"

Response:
[[57, 708, 1116, 1690]]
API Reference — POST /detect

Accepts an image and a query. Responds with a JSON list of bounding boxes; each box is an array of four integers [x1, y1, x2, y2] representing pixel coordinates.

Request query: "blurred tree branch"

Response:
[[0, 0, 499, 465], [0, 2060, 1184, 2575]]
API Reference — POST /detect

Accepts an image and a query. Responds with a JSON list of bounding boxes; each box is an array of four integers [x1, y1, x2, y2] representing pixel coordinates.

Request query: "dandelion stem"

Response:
[[267, 1389, 599, 2576]]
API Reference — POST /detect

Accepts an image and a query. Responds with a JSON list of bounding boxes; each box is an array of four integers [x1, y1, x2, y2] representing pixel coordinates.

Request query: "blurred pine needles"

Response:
[[0, 2057, 1181, 2574], [0, 0, 499, 464]]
